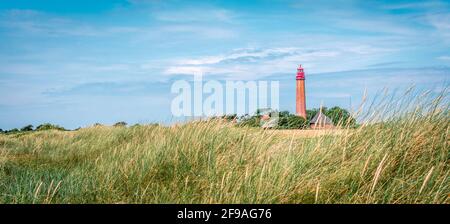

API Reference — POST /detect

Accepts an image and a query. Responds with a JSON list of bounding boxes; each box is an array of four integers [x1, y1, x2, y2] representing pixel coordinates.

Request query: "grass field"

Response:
[[0, 90, 448, 204]]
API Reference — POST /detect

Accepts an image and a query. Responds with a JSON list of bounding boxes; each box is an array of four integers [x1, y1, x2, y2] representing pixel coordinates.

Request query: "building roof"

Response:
[[310, 111, 333, 125]]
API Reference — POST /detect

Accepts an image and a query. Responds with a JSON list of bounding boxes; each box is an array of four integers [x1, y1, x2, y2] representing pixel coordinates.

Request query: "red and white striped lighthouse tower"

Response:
[[296, 65, 307, 119]]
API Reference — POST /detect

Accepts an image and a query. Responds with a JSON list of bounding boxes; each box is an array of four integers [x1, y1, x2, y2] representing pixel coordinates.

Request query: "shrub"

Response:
[[325, 106, 356, 126], [238, 115, 260, 127], [35, 123, 66, 131], [20, 125, 34, 132], [130, 123, 141, 128], [286, 115, 308, 129], [7, 128, 19, 133], [277, 111, 308, 129], [113, 121, 127, 127], [224, 114, 237, 121]]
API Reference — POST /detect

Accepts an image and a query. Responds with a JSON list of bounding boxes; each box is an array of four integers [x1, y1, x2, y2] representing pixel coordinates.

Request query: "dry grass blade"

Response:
[[371, 153, 388, 195]]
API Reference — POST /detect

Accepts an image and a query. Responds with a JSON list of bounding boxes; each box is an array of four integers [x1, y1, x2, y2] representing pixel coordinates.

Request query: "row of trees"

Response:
[[0, 123, 67, 134], [0, 121, 132, 134], [220, 106, 356, 129], [1, 107, 355, 133]]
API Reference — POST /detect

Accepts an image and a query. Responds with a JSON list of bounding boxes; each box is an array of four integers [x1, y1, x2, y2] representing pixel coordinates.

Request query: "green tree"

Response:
[[130, 123, 141, 128], [287, 115, 308, 129], [8, 128, 19, 133], [225, 114, 237, 121], [220, 114, 237, 121], [36, 123, 66, 131], [279, 111, 291, 117], [324, 106, 356, 126], [20, 125, 34, 132], [113, 121, 127, 127], [277, 111, 308, 129], [238, 115, 260, 127], [279, 114, 307, 129]]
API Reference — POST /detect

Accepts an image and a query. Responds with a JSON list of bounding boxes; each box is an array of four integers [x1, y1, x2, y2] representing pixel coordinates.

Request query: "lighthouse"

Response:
[[296, 65, 307, 119]]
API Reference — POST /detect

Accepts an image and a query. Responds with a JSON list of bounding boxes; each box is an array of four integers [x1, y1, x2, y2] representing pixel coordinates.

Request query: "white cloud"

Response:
[[176, 47, 299, 65], [160, 25, 237, 39], [164, 44, 395, 78], [333, 17, 418, 35], [0, 9, 238, 40], [154, 8, 235, 23], [427, 13, 450, 38], [0, 9, 141, 37], [437, 56, 450, 61], [381, 2, 446, 10], [164, 66, 210, 75], [344, 45, 394, 55]]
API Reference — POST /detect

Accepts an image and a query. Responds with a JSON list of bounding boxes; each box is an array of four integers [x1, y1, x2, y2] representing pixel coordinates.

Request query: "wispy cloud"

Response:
[[154, 8, 235, 23], [0, 8, 238, 40], [175, 47, 299, 65], [160, 24, 237, 39], [164, 44, 395, 78], [43, 81, 170, 96], [437, 56, 450, 61], [0, 9, 141, 37], [381, 1, 446, 10], [426, 12, 450, 39]]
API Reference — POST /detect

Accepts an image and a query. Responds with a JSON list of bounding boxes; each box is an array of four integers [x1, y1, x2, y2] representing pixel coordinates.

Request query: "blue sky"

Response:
[[0, 0, 449, 129]]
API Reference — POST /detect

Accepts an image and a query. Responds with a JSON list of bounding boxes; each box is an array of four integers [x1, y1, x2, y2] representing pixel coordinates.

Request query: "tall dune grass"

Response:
[[0, 89, 448, 203]]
